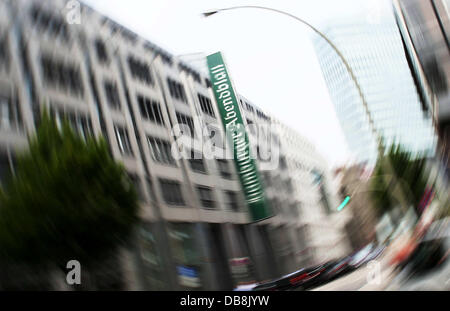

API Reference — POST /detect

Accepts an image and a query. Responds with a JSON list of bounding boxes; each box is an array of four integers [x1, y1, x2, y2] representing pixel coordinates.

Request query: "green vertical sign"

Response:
[[207, 52, 273, 222]]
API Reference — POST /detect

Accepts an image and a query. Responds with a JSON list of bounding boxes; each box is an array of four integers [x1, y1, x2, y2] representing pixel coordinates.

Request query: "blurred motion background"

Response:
[[0, 0, 448, 290]]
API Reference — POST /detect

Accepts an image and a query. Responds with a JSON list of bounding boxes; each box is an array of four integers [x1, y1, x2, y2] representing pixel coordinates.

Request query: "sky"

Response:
[[83, 0, 390, 168]]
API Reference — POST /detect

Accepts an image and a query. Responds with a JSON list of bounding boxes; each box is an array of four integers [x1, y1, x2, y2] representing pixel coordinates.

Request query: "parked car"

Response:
[[318, 256, 355, 284], [349, 243, 374, 269], [365, 245, 386, 262], [297, 261, 341, 290], [288, 263, 331, 290], [233, 283, 259, 291], [252, 269, 305, 291], [252, 263, 330, 291], [400, 219, 449, 275]]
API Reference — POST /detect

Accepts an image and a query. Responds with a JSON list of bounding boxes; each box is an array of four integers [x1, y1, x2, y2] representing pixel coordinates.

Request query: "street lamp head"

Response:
[[202, 11, 218, 17]]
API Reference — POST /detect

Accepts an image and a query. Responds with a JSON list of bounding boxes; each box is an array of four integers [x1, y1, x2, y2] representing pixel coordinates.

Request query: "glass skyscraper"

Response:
[[312, 4, 437, 165]]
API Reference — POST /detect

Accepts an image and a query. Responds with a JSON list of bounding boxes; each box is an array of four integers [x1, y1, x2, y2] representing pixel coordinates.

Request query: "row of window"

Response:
[[256, 110, 270, 121], [138, 132, 232, 179], [158, 178, 239, 210], [128, 56, 153, 85], [30, 5, 69, 41], [263, 172, 293, 191], [51, 106, 93, 141], [188, 150, 206, 173], [41, 56, 84, 97]]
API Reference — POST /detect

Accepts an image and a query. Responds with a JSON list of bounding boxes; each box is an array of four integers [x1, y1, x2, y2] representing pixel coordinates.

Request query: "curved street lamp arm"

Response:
[[204, 5, 381, 149]]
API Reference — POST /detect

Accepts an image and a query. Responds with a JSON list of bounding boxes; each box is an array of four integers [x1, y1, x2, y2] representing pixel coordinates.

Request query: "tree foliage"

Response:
[[370, 143, 429, 218], [0, 112, 139, 268]]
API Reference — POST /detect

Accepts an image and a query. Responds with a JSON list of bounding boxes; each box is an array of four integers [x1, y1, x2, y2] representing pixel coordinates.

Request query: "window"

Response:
[[225, 191, 239, 211], [40, 56, 84, 97], [176, 112, 195, 137], [95, 39, 109, 63], [30, 5, 69, 41], [52, 107, 93, 141], [104, 81, 121, 109], [128, 56, 153, 85], [114, 125, 133, 156], [167, 78, 187, 102], [198, 94, 215, 117], [216, 159, 231, 179], [196, 186, 215, 209], [137, 95, 164, 125], [159, 179, 185, 206], [0, 95, 22, 132], [188, 150, 206, 173], [147, 136, 176, 166]]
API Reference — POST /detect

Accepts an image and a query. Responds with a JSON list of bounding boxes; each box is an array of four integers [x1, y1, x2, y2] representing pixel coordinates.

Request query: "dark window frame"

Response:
[[127, 55, 153, 85], [196, 185, 216, 209], [216, 159, 232, 179], [198, 94, 215, 117], [147, 136, 176, 166], [225, 191, 239, 212], [159, 178, 185, 206], [167, 78, 187, 103], [137, 95, 164, 125], [188, 150, 206, 173]]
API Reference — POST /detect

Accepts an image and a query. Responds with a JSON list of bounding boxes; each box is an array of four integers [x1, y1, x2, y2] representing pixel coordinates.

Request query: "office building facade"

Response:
[[312, 6, 437, 165], [393, 0, 450, 180], [0, 0, 348, 290]]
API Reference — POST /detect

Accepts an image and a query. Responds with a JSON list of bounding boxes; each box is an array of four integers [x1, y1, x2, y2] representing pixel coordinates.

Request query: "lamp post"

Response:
[[203, 6, 411, 212], [203, 6, 380, 152]]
